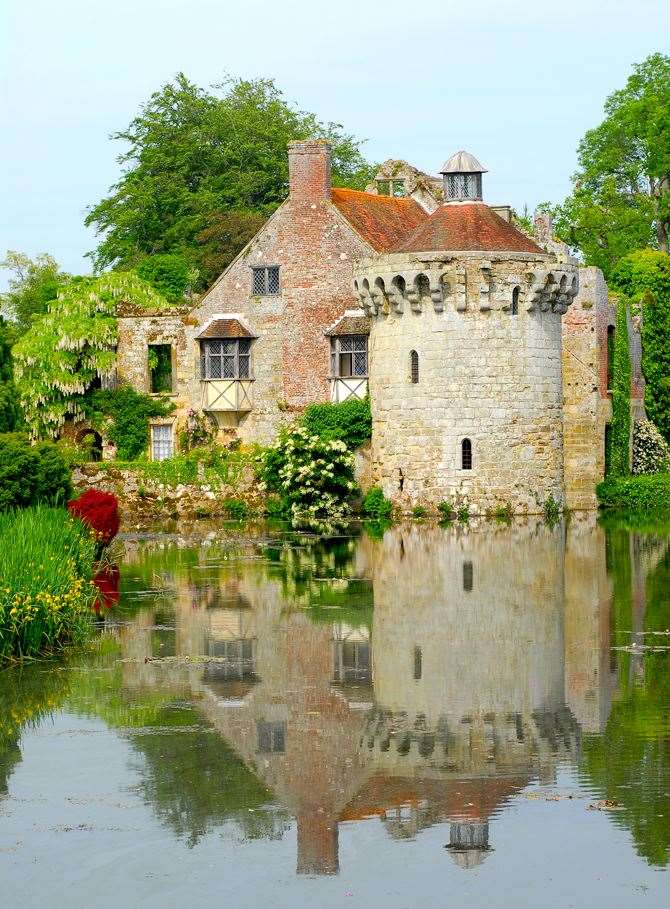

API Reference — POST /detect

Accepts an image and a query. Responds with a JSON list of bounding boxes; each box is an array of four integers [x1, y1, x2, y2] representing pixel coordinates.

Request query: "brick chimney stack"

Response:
[[288, 140, 332, 203]]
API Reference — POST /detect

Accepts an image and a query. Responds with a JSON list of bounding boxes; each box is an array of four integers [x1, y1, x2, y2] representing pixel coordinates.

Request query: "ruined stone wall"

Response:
[[562, 267, 614, 511], [363, 253, 571, 514], [190, 142, 371, 445]]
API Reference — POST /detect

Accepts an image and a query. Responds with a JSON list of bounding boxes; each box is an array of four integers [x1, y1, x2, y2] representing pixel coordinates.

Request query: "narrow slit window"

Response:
[[413, 646, 422, 680], [463, 561, 473, 592], [410, 350, 419, 384], [148, 344, 173, 393], [251, 266, 280, 296], [511, 286, 520, 316], [461, 438, 472, 470]]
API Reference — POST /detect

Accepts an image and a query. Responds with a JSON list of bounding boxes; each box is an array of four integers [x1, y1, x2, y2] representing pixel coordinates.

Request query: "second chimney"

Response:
[[288, 140, 332, 203]]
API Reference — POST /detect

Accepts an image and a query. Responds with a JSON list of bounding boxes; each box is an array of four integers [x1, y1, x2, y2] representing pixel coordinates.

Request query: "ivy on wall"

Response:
[[609, 296, 632, 477]]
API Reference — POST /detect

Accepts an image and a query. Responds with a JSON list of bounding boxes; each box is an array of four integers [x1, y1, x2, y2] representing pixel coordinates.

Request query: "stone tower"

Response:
[[353, 152, 580, 514]]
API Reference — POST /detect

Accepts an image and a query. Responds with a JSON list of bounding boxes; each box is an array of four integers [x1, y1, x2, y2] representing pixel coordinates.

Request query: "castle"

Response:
[[108, 140, 643, 513]]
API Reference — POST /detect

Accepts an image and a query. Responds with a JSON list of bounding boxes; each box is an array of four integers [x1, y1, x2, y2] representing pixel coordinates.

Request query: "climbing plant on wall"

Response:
[[13, 272, 167, 439], [609, 296, 632, 476]]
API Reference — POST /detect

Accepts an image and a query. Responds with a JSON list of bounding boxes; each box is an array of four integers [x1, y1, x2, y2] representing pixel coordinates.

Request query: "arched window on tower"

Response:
[[511, 286, 520, 316], [461, 438, 472, 470], [410, 350, 419, 384]]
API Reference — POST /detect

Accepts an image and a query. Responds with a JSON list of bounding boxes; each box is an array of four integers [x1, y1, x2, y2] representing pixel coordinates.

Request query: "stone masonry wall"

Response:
[[366, 254, 569, 514], [562, 268, 614, 511]]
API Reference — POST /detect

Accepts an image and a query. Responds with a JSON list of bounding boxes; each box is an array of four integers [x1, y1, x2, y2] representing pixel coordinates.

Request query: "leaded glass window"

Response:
[[151, 424, 173, 462], [330, 335, 368, 378], [445, 172, 482, 201], [251, 266, 280, 295], [257, 721, 286, 753], [200, 339, 252, 379]]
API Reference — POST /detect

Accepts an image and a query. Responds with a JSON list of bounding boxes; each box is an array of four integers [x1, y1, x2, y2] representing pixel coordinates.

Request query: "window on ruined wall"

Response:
[[151, 423, 173, 461], [257, 721, 286, 754], [376, 179, 406, 197], [330, 335, 368, 378], [200, 339, 252, 379], [148, 344, 173, 393], [607, 326, 615, 392], [461, 438, 472, 470], [413, 646, 422, 680], [251, 266, 280, 295], [410, 350, 419, 384], [511, 287, 520, 315]]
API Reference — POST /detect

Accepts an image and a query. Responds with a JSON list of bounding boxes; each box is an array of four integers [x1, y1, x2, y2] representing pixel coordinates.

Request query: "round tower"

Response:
[[352, 152, 579, 514]]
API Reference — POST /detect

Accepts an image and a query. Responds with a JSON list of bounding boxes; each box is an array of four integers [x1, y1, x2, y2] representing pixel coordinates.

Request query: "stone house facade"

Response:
[[110, 140, 642, 512]]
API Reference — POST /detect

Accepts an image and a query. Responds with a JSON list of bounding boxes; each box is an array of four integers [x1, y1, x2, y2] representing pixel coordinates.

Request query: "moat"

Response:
[[2, 515, 670, 908]]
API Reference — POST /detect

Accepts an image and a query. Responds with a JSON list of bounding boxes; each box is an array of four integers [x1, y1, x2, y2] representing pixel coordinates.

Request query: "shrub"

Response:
[[609, 297, 632, 476], [0, 433, 71, 511], [632, 419, 670, 474], [456, 505, 470, 523], [412, 505, 427, 520], [491, 504, 513, 523], [0, 506, 97, 661], [261, 426, 357, 533], [67, 489, 120, 546], [89, 386, 174, 460], [597, 474, 670, 511], [438, 500, 454, 522], [179, 408, 217, 451], [544, 494, 561, 525], [301, 397, 372, 449], [362, 486, 393, 521], [222, 497, 249, 520]]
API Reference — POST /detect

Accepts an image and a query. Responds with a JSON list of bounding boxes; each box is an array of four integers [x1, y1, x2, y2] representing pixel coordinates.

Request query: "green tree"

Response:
[[0, 251, 70, 334], [136, 253, 197, 303], [13, 272, 167, 439], [555, 53, 670, 276], [609, 297, 633, 475], [85, 74, 376, 288], [0, 317, 19, 432], [611, 250, 670, 442]]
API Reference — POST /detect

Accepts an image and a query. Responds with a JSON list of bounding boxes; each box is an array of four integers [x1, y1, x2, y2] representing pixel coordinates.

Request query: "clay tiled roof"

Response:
[[324, 311, 371, 336], [395, 202, 545, 255], [331, 187, 428, 252], [195, 318, 257, 339]]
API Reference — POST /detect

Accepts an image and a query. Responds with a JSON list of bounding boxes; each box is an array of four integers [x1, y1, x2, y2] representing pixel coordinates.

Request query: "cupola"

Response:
[[440, 150, 487, 202]]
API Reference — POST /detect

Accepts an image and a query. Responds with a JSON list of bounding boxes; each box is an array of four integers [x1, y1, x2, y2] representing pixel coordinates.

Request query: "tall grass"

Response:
[[0, 507, 98, 662]]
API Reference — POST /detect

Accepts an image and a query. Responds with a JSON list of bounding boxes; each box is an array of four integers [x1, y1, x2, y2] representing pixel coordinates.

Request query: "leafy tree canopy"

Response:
[[13, 272, 167, 439], [0, 318, 20, 433], [86, 74, 376, 288], [0, 251, 70, 335], [555, 53, 670, 277], [136, 253, 197, 302]]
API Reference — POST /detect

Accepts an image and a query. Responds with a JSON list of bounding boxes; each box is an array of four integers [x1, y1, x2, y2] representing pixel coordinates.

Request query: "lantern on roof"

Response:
[[440, 150, 487, 202]]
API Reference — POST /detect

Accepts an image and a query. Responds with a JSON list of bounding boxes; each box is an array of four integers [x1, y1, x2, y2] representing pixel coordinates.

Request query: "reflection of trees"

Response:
[[580, 531, 670, 867], [128, 706, 290, 848]]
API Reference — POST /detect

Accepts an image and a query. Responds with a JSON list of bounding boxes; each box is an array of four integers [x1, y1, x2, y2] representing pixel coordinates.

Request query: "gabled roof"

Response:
[[331, 187, 428, 252], [395, 202, 544, 255], [324, 310, 371, 337], [195, 315, 257, 339]]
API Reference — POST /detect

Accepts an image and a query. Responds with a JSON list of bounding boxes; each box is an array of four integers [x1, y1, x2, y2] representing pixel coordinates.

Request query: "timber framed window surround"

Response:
[[251, 266, 280, 296], [200, 338, 252, 379], [330, 335, 368, 378]]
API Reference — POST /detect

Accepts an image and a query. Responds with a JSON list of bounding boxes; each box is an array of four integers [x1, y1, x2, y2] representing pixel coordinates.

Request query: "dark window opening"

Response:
[[511, 286, 520, 315], [398, 468, 405, 492], [410, 350, 419, 384], [413, 646, 422, 680], [78, 429, 103, 462], [200, 338, 252, 380], [252, 266, 280, 296], [463, 560, 473, 592], [257, 720, 286, 753], [330, 335, 368, 378], [461, 438, 472, 470], [606, 325, 615, 392], [148, 344, 173, 393]]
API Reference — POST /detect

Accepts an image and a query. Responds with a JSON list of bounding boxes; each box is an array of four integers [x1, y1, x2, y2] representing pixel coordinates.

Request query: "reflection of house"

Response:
[[119, 519, 615, 874]]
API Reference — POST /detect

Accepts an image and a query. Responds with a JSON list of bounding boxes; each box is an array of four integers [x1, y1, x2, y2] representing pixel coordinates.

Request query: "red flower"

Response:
[[68, 489, 120, 545]]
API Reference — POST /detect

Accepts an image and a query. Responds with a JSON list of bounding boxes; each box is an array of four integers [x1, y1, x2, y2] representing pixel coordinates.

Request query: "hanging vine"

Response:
[[609, 296, 632, 477]]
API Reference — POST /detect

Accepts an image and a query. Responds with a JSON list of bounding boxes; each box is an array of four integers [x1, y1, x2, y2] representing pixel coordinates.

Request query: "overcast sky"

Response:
[[1, 0, 668, 287]]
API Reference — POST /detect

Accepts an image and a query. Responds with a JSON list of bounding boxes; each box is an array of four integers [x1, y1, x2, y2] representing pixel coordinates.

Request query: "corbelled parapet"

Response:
[[352, 251, 579, 317]]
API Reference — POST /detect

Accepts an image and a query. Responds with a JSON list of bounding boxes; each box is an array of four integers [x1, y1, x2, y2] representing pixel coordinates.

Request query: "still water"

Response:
[[1, 514, 670, 908]]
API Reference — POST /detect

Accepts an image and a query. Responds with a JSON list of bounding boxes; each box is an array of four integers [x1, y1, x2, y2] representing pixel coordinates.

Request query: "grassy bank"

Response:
[[0, 507, 98, 662], [597, 473, 670, 511]]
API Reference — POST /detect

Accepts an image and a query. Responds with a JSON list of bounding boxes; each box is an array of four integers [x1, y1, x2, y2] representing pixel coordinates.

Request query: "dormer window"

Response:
[[376, 179, 406, 198], [251, 266, 280, 295], [330, 335, 368, 378]]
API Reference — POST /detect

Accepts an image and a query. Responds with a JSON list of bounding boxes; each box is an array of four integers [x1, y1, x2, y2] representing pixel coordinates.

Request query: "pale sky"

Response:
[[1, 0, 668, 288]]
